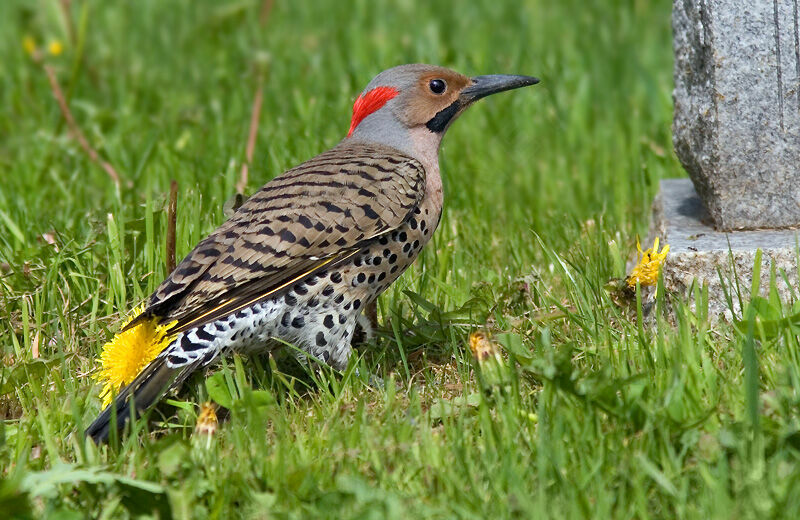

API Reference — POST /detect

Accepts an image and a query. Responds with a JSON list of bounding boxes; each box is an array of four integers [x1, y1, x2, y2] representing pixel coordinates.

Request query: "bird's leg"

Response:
[[364, 300, 379, 331], [352, 300, 378, 346], [355, 312, 375, 343]]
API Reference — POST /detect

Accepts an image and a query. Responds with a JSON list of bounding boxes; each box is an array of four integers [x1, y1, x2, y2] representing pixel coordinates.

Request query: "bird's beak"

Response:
[[459, 74, 540, 104]]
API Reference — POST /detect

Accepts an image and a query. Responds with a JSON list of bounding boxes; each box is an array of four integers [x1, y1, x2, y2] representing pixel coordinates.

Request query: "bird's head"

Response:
[[346, 64, 539, 154]]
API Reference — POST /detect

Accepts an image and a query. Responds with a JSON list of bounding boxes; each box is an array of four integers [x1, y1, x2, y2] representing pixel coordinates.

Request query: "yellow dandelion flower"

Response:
[[626, 237, 669, 288], [22, 35, 37, 56], [48, 40, 64, 56], [469, 331, 500, 363], [195, 401, 218, 436], [468, 331, 509, 389], [95, 306, 175, 407]]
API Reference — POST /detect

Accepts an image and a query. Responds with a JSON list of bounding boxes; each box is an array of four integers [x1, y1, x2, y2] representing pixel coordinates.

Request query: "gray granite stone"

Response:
[[672, 0, 800, 231], [649, 179, 800, 320]]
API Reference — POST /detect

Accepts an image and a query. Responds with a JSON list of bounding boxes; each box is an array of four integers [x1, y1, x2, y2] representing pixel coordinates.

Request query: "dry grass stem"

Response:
[[237, 73, 264, 194], [166, 180, 178, 273], [44, 65, 121, 187]]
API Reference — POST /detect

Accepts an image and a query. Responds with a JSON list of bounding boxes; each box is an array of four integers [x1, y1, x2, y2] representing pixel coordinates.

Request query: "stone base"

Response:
[[648, 179, 800, 321]]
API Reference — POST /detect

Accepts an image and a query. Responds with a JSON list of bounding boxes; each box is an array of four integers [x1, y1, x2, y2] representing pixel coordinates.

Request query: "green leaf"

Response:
[[0, 475, 34, 520], [497, 332, 531, 362], [428, 392, 481, 421], [114, 475, 171, 518], [245, 389, 275, 408], [163, 399, 195, 411], [403, 290, 438, 314], [1, 358, 62, 396], [0, 208, 26, 245], [733, 295, 800, 341], [157, 439, 188, 477], [21, 464, 170, 518], [636, 453, 678, 497], [206, 371, 233, 409], [742, 307, 760, 432]]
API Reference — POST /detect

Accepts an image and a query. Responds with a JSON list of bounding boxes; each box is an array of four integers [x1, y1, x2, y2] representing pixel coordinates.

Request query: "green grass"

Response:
[[2, 0, 800, 518]]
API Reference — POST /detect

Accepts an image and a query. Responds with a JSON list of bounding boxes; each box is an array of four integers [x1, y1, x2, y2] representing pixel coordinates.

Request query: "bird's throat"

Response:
[[408, 126, 444, 214]]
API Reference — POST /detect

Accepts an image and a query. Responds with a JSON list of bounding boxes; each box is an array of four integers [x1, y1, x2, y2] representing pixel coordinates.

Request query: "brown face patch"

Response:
[[399, 69, 472, 127]]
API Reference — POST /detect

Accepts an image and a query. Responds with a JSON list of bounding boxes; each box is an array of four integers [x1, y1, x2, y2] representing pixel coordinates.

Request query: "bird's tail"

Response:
[[85, 356, 197, 444]]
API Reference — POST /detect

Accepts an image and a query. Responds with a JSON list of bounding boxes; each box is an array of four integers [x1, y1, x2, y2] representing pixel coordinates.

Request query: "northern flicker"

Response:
[[86, 64, 538, 442]]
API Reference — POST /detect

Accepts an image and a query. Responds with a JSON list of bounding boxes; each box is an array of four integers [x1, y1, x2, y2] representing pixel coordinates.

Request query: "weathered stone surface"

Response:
[[672, 0, 800, 231], [649, 179, 800, 320]]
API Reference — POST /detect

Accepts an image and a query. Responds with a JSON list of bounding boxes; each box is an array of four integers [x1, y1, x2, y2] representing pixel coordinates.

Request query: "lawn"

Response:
[[2, 0, 800, 518]]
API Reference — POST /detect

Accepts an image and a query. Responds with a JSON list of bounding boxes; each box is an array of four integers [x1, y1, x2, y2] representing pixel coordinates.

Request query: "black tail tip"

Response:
[[84, 355, 190, 444], [84, 424, 110, 445], [84, 405, 128, 444]]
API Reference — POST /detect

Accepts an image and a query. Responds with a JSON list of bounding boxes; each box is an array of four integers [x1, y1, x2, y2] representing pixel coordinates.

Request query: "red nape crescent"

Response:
[[347, 86, 399, 137]]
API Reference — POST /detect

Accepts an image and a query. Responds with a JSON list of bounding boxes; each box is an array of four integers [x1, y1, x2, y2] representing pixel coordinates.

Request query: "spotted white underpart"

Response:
[[161, 206, 440, 371]]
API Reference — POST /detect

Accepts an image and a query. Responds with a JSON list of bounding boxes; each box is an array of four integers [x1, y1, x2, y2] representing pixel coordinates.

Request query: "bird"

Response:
[[85, 64, 539, 443]]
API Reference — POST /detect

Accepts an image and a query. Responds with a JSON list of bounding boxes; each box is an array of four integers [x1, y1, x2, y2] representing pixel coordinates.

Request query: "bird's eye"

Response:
[[429, 79, 446, 95]]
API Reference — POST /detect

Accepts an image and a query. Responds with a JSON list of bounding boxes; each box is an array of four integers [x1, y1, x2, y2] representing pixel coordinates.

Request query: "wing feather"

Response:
[[135, 141, 425, 332]]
